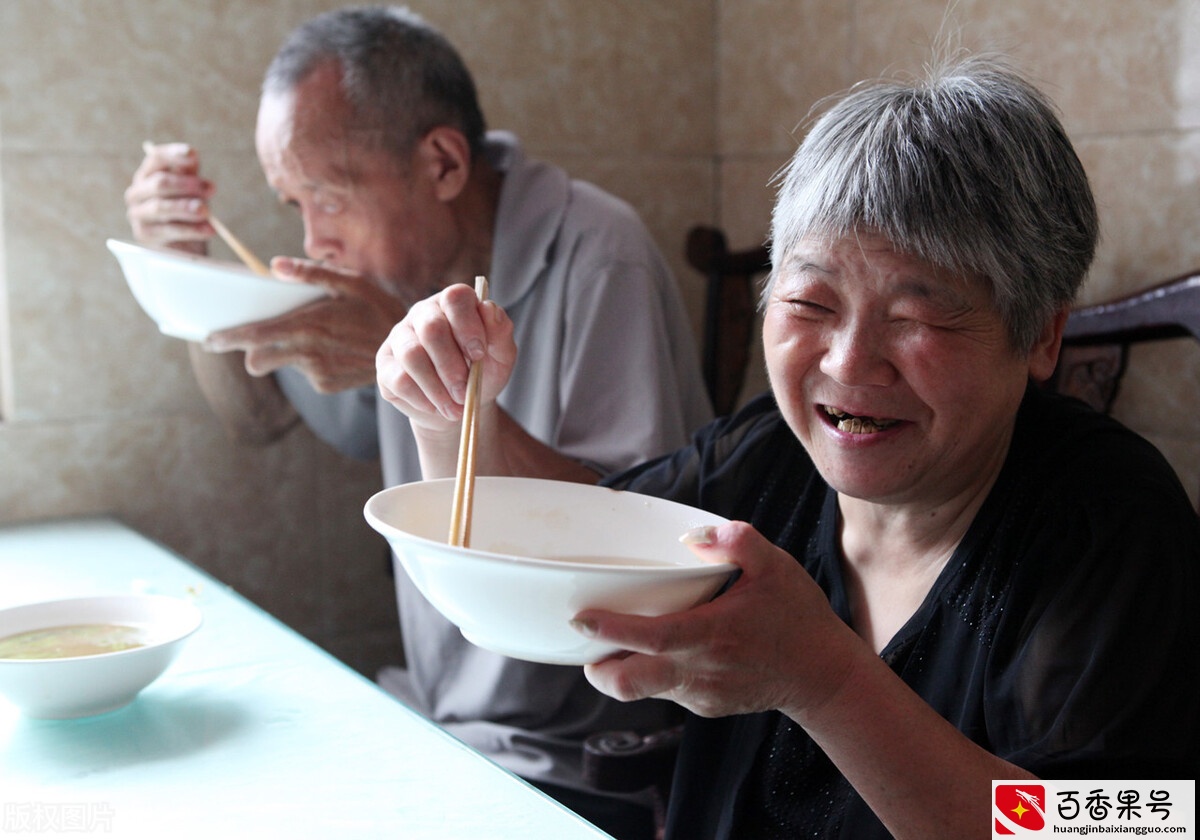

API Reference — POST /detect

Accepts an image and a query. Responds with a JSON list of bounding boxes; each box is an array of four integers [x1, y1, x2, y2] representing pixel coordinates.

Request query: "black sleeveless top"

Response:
[[605, 386, 1199, 839]]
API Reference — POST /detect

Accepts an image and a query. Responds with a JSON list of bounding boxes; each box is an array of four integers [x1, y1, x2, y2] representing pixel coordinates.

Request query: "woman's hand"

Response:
[[376, 282, 517, 434], [575, 521, 862, 720], [375, 285, 597, 482], [578, 520, 1035, 839]]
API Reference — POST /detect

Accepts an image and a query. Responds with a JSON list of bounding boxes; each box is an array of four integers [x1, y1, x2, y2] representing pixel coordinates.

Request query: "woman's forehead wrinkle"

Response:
[[781, 237, 977, 312]]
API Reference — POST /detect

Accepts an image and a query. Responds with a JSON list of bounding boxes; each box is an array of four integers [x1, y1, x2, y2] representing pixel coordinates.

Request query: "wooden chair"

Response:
[[688, 226, 771, 416], [1050, 269, 1200, 413], [582, 725, 683, 835]]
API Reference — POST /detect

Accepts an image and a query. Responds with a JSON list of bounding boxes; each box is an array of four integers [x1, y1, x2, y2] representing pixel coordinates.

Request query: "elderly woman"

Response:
[[377, 55, 1198, 838]]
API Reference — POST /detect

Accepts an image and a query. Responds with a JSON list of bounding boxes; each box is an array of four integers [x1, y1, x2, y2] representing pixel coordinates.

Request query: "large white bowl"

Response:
[[0, 594, 202, 719], [106, 238, 327, 341], [364, 477, 736, 665]]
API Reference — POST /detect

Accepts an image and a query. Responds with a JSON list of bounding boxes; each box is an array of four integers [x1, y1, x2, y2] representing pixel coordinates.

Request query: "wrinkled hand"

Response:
[[124, 142, 214, 251], [575, 522, 861, 720], [376, 283, 517, 434], [205, 258, 409, 393]]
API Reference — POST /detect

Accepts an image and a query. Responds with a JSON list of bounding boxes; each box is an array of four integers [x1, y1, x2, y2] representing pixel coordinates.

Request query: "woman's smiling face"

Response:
[[763, 232, 1061, 509]]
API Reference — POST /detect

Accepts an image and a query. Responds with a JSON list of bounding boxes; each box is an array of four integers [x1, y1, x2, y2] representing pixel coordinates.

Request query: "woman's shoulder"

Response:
[[1010, 386, 1196, 526], [948, 386, 1197, 656]]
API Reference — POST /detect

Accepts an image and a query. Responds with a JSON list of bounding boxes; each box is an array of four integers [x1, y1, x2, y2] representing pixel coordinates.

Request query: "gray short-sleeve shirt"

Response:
[[283, 131, 713, 791]]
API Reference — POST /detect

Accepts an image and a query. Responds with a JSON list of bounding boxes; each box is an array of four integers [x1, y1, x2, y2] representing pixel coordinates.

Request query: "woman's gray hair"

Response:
[[769, 55, 1098, 353], [263, 5, 487, 162]]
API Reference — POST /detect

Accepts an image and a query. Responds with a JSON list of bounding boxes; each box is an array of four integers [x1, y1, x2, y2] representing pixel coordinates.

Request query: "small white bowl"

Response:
[[106, 238, 327, 341], [364, 477, 736, 665], [0, 594, 202, 719]]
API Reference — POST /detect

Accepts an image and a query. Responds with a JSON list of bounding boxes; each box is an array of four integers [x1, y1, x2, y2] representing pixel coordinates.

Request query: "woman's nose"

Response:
[[820, 324, 895, 387]]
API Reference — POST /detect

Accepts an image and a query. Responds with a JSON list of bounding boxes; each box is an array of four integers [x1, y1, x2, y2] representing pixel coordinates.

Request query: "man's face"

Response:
[[255, 62, 454, 305]]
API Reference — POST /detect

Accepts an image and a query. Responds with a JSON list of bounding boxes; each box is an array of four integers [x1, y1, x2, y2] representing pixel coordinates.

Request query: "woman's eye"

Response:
[[888, 306, 950, 329], [788, 298, 832, 314]]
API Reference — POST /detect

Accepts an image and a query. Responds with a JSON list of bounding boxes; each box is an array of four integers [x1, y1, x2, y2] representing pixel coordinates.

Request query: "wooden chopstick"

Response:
[[448, 275, 490, 548], [208, 215, 272, 277]]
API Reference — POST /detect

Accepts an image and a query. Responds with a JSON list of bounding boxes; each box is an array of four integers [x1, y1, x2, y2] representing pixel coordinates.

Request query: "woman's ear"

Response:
[[1027, 307, 1069, 383], [417, 126, 471, 202]]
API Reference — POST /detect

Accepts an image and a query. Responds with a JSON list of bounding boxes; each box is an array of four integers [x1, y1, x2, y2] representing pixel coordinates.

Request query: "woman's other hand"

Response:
[[575, 521, 863, 721]]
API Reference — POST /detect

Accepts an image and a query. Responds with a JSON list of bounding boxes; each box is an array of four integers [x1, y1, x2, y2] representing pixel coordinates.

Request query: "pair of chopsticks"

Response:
[[448, 275, 490, 548], [141, 141, 270, 277]]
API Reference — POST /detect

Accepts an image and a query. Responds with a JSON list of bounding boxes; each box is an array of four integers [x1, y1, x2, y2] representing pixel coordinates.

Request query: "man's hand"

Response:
[[125, 142, 215, 252], [205, 257, 410, 393]]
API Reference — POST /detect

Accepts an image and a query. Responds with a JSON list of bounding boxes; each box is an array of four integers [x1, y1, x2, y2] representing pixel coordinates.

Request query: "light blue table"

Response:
[[0, 517, 613, 839]]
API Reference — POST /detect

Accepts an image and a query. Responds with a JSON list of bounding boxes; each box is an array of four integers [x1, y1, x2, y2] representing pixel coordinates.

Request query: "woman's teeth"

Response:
[[823, 405, 899, 434]]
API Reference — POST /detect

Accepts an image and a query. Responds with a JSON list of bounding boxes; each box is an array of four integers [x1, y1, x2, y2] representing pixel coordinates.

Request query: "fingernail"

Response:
[[273, 257, 295, 275], [465, 339, 485, 361], [679, 526, 717, 546], [569, 618, 597, 638]]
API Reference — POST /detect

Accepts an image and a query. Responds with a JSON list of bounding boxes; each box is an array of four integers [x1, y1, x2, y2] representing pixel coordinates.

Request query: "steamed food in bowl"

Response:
[[364, 477, 737, 665]]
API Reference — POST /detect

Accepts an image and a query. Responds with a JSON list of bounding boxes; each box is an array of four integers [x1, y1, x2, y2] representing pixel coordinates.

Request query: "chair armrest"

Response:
[[582, 725, 684, 794]]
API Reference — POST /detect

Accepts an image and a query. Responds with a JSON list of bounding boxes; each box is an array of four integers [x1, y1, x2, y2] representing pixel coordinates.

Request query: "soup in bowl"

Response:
[[364, 477, 737, 665], [0, 594, 202, 718]]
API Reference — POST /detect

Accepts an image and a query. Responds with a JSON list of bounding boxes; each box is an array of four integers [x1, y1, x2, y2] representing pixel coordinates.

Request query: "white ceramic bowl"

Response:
[[0, 594, 202, 719], [364, 477, 736, 665], [106, 238, 327, 341]]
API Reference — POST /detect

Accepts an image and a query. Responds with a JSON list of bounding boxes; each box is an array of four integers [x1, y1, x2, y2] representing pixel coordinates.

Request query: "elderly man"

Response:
[[125, 7, 711, 838]]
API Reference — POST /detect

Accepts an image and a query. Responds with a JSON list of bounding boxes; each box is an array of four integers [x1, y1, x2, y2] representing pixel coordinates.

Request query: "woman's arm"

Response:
[[576, 521, 1033, 840]]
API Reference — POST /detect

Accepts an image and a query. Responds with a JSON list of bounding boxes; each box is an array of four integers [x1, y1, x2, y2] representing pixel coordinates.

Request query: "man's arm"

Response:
[[127, 142, 300, 445], [187, 343, 300, 445]]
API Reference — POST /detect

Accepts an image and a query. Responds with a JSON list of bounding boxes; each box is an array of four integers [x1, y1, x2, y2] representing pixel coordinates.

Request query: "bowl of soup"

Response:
[[364, 477, 737, 665], [0, 594, 202, 718], [106, 238, 327, 342]]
